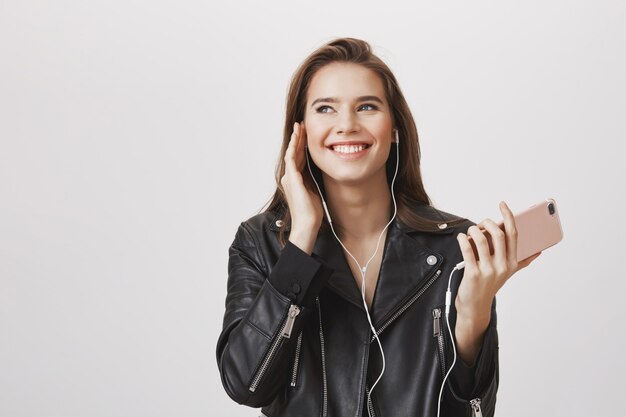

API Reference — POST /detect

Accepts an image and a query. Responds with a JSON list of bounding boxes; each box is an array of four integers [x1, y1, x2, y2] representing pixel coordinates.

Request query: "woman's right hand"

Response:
[[281, 121, 324, 254]]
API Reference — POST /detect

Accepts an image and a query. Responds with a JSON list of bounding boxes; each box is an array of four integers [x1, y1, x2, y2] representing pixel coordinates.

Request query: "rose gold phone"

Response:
[[469, 198, 564, 262]]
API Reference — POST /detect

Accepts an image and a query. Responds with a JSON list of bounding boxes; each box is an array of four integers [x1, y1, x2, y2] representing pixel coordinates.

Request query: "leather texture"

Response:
[[216, 204, 499, 417]]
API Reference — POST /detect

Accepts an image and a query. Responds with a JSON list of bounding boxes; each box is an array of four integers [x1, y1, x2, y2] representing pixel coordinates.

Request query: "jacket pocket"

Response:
[[289, 330, 303, 388], [432, 306, 447, 379], [248, 304, 301, 393], [433, 307, 491, 416]]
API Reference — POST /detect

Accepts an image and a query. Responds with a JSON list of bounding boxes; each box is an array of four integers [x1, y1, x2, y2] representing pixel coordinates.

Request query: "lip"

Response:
[[326, 141, 372, 147]]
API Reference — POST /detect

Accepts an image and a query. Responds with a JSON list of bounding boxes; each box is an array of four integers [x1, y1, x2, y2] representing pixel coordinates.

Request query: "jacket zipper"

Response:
[[317, 297, 328, 417], [371, 269, 442, 342], [289, 331, 303, 387], [361, 270, 441, 415], [248, 304, 301, 392], [365, 384, 376, 417], [432, 307, 446, 378], [470, 398, 483, 417]]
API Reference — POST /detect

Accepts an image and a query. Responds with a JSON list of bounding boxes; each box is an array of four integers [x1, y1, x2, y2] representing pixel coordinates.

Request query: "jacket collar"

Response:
[[268, 204, 455, 235], [270, 205, 456, 326]]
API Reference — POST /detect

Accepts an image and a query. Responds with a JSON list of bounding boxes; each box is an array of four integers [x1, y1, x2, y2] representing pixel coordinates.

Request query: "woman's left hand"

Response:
[[453, 201, 542, 364]]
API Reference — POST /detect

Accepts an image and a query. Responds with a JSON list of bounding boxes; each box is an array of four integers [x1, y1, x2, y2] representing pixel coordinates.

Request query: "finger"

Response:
[[465, 234, 480, 260], [476, 222, 494, 255], [467, 225, 491, 263], [457, 233, 478, 271], [295, 121, 306, 171], [284, 123, 299, 175], [499, 201, 518, 265], [481, 218, 507, 266], [301, 120, 307, 149]]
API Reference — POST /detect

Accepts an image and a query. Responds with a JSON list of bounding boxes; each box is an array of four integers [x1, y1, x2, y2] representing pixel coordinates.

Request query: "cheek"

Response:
[[304, 123, 330, 146], [372, 117, 393, 136]]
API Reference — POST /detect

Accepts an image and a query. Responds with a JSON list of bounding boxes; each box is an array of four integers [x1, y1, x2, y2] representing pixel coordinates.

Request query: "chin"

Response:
[[321, 167, 384, 187]]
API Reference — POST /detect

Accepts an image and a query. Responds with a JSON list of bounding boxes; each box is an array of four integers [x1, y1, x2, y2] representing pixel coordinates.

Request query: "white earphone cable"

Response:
[[305, 129, 400, 417], [436, 266, 462, 417], [305, 129, 467, 417]]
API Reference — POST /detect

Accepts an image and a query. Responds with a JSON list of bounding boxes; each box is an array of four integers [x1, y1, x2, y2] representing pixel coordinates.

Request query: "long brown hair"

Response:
[[262, 37, 466, 246]]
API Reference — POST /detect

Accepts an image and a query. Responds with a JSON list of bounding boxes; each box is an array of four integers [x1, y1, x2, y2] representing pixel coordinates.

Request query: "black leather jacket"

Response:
[[217, 204, 499, 417]]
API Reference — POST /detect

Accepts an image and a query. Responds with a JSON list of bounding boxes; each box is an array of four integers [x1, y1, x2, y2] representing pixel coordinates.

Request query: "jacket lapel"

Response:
[[369, 220, 447, 327], [313, 226, 365, 311], [270, 205, 459, 324], [312, 217, 455, 326]]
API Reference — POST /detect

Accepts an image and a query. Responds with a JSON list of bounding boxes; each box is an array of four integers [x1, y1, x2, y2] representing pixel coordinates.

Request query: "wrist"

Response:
[[288, 227, 319, 255], [455, 292, 494, 322], [455, 301, 492, 330], [454, 312, 490, 367], [455, 311, 490, 337]]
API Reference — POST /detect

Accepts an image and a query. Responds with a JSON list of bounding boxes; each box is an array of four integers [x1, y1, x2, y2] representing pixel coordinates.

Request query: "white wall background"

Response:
[[1, 0, 624, 416]]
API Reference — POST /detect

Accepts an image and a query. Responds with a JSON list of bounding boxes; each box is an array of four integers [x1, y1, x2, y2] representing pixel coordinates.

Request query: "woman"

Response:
[[216, 37, 540, 417]]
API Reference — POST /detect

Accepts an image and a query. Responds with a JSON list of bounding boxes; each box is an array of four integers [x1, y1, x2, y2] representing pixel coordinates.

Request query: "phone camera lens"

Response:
[[548, 202, 555, 215]]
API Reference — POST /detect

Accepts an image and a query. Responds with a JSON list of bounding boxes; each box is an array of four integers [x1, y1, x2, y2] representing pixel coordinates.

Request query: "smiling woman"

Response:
[[216, 37, 540, 417]]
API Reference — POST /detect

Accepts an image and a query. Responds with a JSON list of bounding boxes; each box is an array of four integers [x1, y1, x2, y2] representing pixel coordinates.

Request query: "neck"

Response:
[[323, 171, 394, 241]]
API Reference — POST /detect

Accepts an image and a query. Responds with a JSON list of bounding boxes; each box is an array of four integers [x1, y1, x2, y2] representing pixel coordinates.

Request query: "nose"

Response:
[[335, 109, 359, 135]]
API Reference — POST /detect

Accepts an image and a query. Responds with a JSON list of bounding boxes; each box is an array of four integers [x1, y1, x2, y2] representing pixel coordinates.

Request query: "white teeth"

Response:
[[332, 144, 367, 154]]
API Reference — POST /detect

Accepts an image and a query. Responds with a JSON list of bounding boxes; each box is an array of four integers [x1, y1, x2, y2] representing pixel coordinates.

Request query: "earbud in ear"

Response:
[[395, 129, 400, 144]]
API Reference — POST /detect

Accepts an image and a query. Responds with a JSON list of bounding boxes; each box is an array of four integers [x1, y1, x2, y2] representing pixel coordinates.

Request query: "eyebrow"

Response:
[[310, 95, 384, 107]]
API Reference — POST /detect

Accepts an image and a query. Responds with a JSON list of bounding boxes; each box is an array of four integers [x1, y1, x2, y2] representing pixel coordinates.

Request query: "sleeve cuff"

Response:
[[268, 240, 334, 307], [449, 344, 481, 398], [449, 321, 496, 400]]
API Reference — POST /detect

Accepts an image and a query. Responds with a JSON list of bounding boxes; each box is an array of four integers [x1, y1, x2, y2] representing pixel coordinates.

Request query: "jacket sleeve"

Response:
[[444, 296, 499, 417], [215, 222, 333, 407]]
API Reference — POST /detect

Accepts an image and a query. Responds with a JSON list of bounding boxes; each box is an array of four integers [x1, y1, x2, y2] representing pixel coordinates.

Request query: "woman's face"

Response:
[[304, 62, 395, 187]]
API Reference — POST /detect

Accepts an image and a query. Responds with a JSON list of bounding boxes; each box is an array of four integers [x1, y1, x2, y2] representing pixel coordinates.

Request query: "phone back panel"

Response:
[[512, 198, 564, 262]]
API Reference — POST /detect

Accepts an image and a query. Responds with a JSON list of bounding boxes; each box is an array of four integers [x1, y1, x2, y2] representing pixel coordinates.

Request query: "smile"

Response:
[[332, 144, 370, 153], [327, 143, 371, 160]]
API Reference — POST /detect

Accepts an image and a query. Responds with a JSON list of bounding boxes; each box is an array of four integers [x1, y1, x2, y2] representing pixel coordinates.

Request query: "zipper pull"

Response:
[[432, 308, 441, 337], [282, 304, 301, 338], [470, 398, 483, 417]]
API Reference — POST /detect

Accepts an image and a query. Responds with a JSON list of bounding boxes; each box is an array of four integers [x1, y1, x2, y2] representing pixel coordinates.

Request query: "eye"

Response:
[[315, 105, 334, 113], [359, 103, 378, 111]]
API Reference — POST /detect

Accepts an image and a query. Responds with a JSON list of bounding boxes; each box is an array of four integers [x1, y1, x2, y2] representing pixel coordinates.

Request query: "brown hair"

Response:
[[262, 37, 466, 246]]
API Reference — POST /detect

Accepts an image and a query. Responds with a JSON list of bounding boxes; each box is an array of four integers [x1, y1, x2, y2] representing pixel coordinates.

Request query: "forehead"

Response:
[[307, 62, 386, 102]]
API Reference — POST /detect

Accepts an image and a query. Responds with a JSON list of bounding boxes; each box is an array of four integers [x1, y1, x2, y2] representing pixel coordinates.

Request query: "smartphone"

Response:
[[467, 198, 564, 262]]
